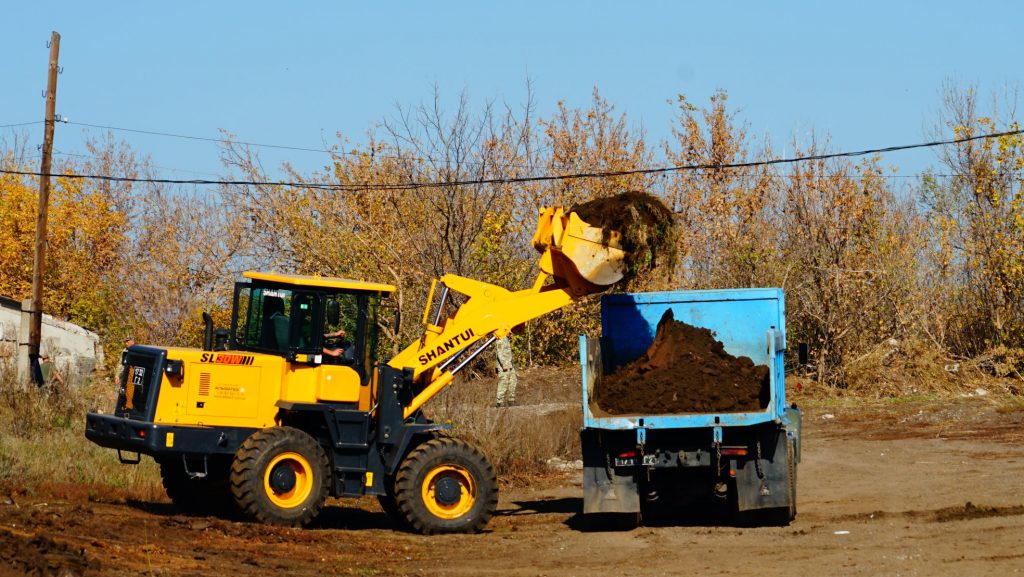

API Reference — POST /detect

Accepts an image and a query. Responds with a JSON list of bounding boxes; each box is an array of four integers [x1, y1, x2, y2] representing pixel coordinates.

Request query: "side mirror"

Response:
[[326, 300, 340, 326], [393, 308, 401, 335], [798, 343, 809, 366]]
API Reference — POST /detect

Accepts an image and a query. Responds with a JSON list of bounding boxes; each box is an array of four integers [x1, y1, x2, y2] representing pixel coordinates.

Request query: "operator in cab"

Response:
[[323, 327, 350, 360], [322, 297, 355, 364]]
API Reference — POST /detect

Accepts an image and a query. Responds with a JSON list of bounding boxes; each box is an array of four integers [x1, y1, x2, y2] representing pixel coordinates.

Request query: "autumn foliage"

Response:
[[1, 85, 1022, 390]]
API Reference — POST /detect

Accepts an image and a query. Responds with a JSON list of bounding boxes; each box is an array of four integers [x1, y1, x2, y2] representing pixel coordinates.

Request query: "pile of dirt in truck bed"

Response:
[[571, 191, 677, 281], [593, 309, 769, 415]]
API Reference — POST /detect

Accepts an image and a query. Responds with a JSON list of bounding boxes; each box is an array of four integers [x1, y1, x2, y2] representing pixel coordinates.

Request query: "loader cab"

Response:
[[229, 271, 396, 383]]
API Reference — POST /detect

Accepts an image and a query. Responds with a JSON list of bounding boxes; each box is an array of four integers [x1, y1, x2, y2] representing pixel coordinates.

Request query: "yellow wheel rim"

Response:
[[263, 452, 314, 509], [421, 464, 476, 520]]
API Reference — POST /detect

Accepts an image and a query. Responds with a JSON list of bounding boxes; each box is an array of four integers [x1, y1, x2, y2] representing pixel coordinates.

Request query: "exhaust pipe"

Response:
[[202, 312, 214, 351]]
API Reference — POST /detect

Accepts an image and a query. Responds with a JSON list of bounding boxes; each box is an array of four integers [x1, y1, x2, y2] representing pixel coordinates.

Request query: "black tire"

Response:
[[159, 456, 234, 515], [230, 427, 330, 527], [394, 437, 497, 535], [741, 437, 797, 527], [376, 475, 407, 528], [609, 511, 641, 531], [786, 436, 798, 522], [729, 438, 798, 528]]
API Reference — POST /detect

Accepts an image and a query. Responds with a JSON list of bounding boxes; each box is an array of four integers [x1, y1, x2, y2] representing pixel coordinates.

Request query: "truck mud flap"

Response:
[[581, 429, 640, 514], [734, 428, 793, 512]]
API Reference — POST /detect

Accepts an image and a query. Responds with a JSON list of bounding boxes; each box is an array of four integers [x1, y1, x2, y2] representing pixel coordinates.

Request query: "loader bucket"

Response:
[[533, 207, 626, 294]]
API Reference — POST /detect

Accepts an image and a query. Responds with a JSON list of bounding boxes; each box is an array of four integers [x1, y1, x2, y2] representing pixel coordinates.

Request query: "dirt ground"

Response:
[[3, 394, 1024, 577]]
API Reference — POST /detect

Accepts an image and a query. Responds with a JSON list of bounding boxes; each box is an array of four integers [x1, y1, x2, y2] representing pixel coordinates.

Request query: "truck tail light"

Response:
[[618, 450, 636, 459], [720, 447, 748, 456]]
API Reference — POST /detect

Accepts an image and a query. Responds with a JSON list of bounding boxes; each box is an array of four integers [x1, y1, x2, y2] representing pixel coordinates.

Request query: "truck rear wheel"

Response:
[[230, 427, 329, 527], [733, 436, 797, 526], [394, 437, 497, 534], [786, 436, 797, 522]]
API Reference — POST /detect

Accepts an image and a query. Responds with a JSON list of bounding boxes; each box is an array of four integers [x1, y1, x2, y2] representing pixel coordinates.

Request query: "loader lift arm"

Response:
[[391, 207, 626, 418]]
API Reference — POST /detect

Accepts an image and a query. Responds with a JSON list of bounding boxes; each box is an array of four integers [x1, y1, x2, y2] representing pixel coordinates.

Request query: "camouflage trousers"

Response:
[[496, 369, 518, 406]]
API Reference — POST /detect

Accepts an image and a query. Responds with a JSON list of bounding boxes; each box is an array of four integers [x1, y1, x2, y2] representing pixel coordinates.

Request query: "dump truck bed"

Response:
[[581, 288, 788, 430]]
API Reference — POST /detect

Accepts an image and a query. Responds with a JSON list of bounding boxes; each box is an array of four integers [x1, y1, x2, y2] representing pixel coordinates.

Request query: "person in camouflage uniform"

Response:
[[494, 337, 518, 407], [39, 353, 64, 389]]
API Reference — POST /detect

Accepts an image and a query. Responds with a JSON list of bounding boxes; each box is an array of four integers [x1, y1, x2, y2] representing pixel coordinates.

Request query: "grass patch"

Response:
[[995, 395, 1024, 414], [885, 393, 941, 404], [0, 367, 162, 501]]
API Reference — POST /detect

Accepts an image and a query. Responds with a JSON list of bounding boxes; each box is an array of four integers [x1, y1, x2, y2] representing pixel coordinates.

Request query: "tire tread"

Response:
[[394, 437, 497, 535], [229, 426, 329, 527]]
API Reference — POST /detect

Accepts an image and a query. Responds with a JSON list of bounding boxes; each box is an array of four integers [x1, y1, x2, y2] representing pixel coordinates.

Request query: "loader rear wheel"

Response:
[[230, 427, 329, 527], [394, 437, 497, 534], [159, 456, 234, 515]]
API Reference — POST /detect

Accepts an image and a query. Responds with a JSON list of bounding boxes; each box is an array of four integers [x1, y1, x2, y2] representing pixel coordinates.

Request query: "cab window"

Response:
[[239, 287, 302, 354]]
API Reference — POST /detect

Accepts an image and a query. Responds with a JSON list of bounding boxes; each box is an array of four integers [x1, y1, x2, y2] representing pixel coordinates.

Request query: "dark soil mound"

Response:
[[571, 191, 676, 281], [593, 309, 769, 415], [0, 529, 95, 577]]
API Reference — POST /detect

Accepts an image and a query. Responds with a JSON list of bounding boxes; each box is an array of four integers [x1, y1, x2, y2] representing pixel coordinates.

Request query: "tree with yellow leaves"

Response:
[[664, 90, 779, 290], [922, 85, 1024, 355]]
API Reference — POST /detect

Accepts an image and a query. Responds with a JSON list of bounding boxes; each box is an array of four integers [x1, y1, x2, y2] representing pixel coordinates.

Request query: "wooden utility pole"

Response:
[[27, 31, 61, 369]]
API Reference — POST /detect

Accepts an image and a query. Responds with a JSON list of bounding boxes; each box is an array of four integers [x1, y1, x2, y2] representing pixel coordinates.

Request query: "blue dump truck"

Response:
[[580, 288, 800, 524]]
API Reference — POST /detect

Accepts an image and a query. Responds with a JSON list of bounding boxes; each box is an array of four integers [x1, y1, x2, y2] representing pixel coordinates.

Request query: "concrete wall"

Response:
[[0, 296, 104, 384]]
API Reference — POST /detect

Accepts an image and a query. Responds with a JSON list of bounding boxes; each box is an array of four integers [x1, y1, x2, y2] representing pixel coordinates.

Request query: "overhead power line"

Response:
[[0, 121, 44, 129], [51, 149, 225, 178], [1, 129, 1021, 191], [67, 121, 335, 154], [64, 120, 550, 170]]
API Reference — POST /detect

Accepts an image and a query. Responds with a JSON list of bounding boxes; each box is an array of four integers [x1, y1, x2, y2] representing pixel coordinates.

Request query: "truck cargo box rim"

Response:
[[583, 288, 788, 430]]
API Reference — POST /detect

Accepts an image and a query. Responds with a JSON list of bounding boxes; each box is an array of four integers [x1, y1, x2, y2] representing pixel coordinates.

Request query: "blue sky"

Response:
[[3, 1, 1022, 182]]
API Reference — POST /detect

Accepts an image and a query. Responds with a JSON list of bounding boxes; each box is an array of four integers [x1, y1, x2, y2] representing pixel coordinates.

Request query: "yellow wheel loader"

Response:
[[85, 207, 625, 533]]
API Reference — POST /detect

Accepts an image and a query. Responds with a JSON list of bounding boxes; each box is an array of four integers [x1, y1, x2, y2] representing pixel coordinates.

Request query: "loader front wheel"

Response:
[[377, 475, 408, 528], [394, 438, 497, 534], [230, 427, 329, 527]]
